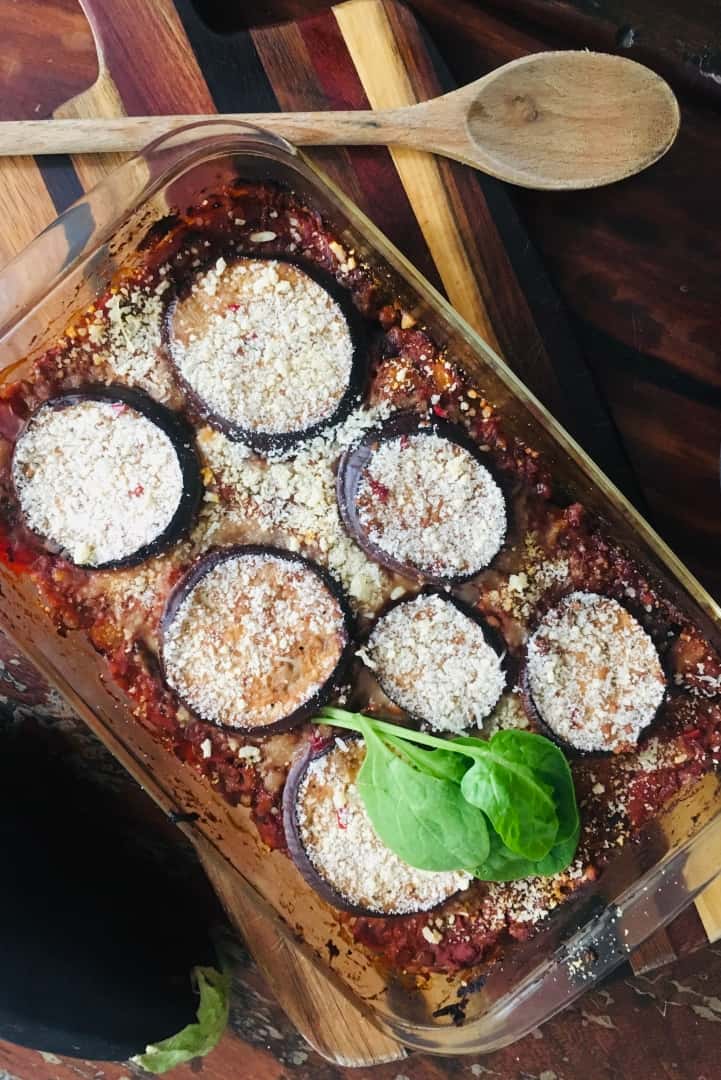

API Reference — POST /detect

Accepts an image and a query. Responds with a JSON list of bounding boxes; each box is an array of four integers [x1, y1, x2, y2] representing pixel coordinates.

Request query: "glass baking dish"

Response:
[[1, 121, 720, 1055]]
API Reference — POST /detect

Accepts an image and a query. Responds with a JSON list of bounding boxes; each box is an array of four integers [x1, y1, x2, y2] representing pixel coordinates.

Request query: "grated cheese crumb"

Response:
[[486, 857, 590, 925], [13, 399, 184, 567], [103, 287, 177, 401], [365, 593, 505, 732], [236, 744, 262, 762], [484, 533, 569, 623], [421, 925, 443, 944], [200, 403, 394, 613], [485, 689, 530, 735]]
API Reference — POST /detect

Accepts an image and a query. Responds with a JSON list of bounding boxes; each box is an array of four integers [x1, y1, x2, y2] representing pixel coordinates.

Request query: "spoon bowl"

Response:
[[436, 52, 681, 189]]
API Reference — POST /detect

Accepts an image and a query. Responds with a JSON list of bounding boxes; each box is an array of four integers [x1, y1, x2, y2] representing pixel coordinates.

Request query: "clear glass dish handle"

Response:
[[392, 808, 721, 1054], [0, 121, 295, 340]]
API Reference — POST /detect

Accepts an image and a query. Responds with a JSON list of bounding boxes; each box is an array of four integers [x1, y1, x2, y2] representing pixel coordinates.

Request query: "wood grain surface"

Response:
[[1, 0, 720, 1076], [227, 0, 721, 105], [219, 0, 721, 606], [410, 0, 721, 608]]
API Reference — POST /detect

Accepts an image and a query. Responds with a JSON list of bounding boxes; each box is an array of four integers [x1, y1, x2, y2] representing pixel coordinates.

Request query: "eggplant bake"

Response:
[[1, 179, 720, 978]]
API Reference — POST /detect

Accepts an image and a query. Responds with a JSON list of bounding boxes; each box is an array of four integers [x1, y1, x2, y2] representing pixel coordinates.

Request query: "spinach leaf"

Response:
[[383, 733, 471, 784], [472, 824, 581, 882], [131, 966, 230, 1074], [458, 740, 558, 860], [356, 717, 490, 871], [317, 708, 581, 878], [484, 729, 579, 843]]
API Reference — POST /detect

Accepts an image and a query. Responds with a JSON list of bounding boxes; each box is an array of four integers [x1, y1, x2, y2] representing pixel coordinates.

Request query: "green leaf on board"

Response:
[[131, 966, 230, 1075]]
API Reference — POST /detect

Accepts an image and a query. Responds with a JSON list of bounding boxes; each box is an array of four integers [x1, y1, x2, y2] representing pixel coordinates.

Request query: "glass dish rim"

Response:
[[1, 120, 720, 1055]]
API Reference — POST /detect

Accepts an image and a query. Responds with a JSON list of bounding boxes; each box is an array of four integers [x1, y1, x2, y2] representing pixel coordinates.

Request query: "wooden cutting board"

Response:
[[0, 0, 718, 1063]]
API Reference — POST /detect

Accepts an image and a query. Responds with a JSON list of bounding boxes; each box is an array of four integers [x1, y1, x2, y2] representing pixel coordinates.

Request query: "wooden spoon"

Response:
[[0, 51, 679, 189]]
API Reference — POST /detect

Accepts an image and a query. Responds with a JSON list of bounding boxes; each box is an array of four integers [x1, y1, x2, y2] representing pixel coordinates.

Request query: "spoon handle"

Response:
[[0, 111, 421, 156]]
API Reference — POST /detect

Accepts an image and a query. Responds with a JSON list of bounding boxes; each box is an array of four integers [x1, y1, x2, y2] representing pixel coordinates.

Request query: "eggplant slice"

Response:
[[337, 412, 506, 584], [164, 256, 366, 453], [362, 592, 507, 733], [523, 591, 665, 754], [161, 545, 353, 734], [11, 386, 202, 570], [283, 736, 472, 916]]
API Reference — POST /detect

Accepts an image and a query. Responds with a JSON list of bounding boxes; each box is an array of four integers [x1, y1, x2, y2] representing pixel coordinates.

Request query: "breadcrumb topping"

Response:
[[365, 593, 505, 732], [200, 404, 394, 614], [484, 533, 570, 623], [13, 399, 183, 567], [486, 857, 590, 925], [356, 432, 506, 578], [162, 551, 347, 729], [297, 739, 471, 914], [104, 285, 177, 401], [168, 258, 355, 436], [526, 591, 665, 753]]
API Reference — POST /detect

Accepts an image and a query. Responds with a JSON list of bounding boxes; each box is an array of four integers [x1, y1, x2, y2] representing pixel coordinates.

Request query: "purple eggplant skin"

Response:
[[336, 410, 508, 586], [282, 734, 378, 916], [363, 588, 509, 728], [163, 254, 369, 455], [10, 385, 203, 571], [159, 544, 356, 736]]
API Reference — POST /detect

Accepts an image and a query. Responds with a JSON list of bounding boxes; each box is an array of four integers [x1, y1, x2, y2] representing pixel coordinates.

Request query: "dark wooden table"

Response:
[[419, 0, 721, 608], [1, 1, 721, 1077], [3, 941, 721, 1080]]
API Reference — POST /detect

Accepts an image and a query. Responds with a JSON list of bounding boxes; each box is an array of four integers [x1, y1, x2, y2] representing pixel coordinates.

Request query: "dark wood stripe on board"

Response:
[[86, 0, 214, 115], [250, 20, 369, 209], [174, 0, 278, 113], [384, 0, 640, 498], [254, 12, 444, 291], [37, 154, 84, 214]]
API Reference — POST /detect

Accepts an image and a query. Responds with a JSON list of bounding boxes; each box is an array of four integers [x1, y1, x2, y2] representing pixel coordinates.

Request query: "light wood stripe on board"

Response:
[[333, 0, 501, 352]]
